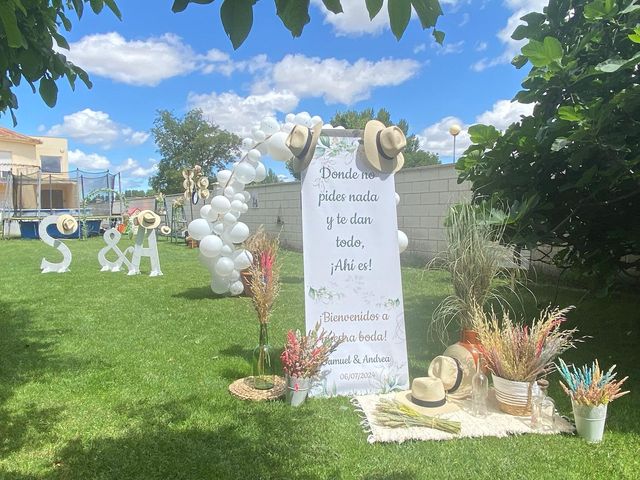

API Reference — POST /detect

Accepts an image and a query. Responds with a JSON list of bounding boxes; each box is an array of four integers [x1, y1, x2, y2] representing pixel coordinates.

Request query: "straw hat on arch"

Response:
[[56, 214, 78, 235], [136, 210, 161, 230], [286, 122, 322, 173], [363, 120, 406, 174]]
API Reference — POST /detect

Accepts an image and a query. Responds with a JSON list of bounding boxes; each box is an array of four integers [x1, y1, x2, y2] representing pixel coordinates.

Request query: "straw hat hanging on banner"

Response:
[[56, 214, 78, 235], [363, 120, 406, 174], [395, 377, 459, 415], [136, 210, 161, 230], [286, 122, 322, 172]]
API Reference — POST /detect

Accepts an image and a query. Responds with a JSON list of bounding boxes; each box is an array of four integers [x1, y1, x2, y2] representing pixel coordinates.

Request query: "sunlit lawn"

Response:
[[0, 238, 638, 479]]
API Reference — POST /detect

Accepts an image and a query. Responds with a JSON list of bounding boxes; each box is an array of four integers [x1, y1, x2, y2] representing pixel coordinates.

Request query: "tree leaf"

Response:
[[620, 1, 640, 14], [275, 0, 310, 38], [89, 0, 104, 15], [365, 0, 383, 19], [411, 0, 442, 29], [596, 52, 640, 72], [557, 106, 583, 122], [432, 28, 445, 45], [172, 0, 190, 12], [321, 0, 343, 14], [220, 0, 254, 49], [468, 124, 500, 146], [0, 3, 26, 48], [39, 77, 58, 108], [521, 36, 563, 67], [52, 32, 70, 50], [388, 0, 412, 40], [628, 27, 640, 43], [71, 0, 84, 18], [584, 0, 618, 19], [103, 0, 122, 20]]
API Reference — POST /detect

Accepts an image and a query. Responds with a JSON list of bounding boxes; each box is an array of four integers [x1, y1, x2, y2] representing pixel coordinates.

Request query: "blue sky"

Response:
[[1, 0, 545, 189]]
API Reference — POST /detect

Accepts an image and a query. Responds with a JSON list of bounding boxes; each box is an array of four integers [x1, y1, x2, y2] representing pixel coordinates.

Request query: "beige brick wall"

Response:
[[132, 164, 471, 260]]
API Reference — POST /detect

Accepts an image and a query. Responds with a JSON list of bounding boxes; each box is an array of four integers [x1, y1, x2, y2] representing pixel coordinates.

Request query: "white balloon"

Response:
[[335, 125, 345, 130], [260, 117, 280, 135], [285, 113, 295, 123], [281, 122, 295, 133], [247, 149, 261, 165], [223, 212, 238, 225], [224, 185, 236, 198], [294, 112, 311, 126], [214, 256, 235, 276], [252, 129, 266, 142], [230, 180, 245, 192], [229, 269, 241, 282], [228, 222, 250, 244], [398, 230, 409, 253], [229, 280, 245, 296], [234, 162, 256, 184], [267, 132, 294, 162], [323, 123, 334, 129], [239, 203, 249, 213], [230, 199, 244, 212], [242, 137, 254, 149], [220, 243, 234, 257], [256, 140, 268, 155], [311, 115, 323, 126], [233, 249, 253, 270], [395, 193, 400, 205], [212, 221, 225, 235], [242, 191, 251, 202], [187, 219, 211, 241], [211, 275, 230, 294], [254, 162, 267, 182], [210, 195, 231, 214], [233, 193, 246, 203], [200, 204, 212, 219], [217, 169, 232, 184], [199, 234, 223, 258]]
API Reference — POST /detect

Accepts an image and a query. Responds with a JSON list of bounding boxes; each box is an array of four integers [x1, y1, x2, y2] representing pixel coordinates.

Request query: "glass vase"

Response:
[[471, 355, 488, 417], [252, 323, 275, 390]]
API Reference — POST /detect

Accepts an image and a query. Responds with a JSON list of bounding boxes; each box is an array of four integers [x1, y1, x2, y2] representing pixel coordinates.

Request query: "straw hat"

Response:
[[183, 178, 195, 191], [428, 356, 464, 395], [160, 225, 171, 235], [182, 169, 193, 179], [441, 343, 476, 399], [363, 120, 406, 174], [56, 214, 78, 235], [199, 188, 210, 199], [286, 123, 322, 172], [136, 210, 161, 229], [395, 377, 459, 415], [197, 176, 209, 189]]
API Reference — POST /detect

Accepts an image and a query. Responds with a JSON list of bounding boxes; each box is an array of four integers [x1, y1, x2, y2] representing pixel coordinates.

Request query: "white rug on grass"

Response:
[[352, 390, 575, 444]]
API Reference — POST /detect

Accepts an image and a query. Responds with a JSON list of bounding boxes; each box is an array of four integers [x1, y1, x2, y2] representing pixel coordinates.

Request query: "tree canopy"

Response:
[[1, 1, 444, 122], [149, 109, 241, 194], [456, 0, 640, 292]]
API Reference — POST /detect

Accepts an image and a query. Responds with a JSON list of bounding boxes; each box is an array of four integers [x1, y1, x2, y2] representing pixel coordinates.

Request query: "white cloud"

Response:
[[472, 0, 547, 71], [187, 90, 300, 136], [417, 99, 534, 158], [413, 43, 427, 54], [47, 109, 149, 148], [115, 158, 158, 184], [475, 41, 488, 52], [459, 12, 470, 26], [435, 40, 465, 55], [266, 54, 420, 104], [68, 149, 111, 170], [311, 0, 390, 36]]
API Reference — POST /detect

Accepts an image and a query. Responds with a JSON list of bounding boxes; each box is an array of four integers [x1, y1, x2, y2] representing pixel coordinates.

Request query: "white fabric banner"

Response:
[[301, 134, 409, 397]]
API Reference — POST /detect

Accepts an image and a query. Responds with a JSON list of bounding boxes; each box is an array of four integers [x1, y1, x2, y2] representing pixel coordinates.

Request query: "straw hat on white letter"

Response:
[[395, 377, 459, 415], [136, 210, 161, 230], [363, 120, 406, 174], [286, 123, 322, 173], [56, 214, 78, 235]]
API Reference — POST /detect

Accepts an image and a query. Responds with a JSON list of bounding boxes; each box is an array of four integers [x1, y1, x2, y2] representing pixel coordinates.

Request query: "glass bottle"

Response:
[[471, 355, 489, 417], [252, 323, 275, 390]]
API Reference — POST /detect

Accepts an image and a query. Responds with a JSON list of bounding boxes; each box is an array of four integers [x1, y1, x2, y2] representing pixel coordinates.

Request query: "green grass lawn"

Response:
[[0, 238, 639, 479]]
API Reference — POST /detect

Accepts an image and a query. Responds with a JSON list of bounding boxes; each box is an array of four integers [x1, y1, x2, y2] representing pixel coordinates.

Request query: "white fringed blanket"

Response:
[[352, 390, 575, 444]]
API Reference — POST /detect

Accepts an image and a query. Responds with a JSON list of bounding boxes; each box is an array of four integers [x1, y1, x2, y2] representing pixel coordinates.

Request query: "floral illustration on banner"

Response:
[[308, 286, 344, 304], [372, 363, 408, 394], [314, 136, 359, 160], [392, 311, 407, 345], [377, 298, 401, 309]]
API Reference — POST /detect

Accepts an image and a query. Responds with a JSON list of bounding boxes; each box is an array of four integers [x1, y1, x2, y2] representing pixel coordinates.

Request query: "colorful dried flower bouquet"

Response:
[[281, 322, 343, 380], [556, 359, 629, 407]]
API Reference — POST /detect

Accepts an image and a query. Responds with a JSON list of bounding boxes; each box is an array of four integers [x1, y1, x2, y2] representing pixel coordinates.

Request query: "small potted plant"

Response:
[[472, 304, 578, 415], [280, 323, 343, 406], [556, 358, 629, 443]]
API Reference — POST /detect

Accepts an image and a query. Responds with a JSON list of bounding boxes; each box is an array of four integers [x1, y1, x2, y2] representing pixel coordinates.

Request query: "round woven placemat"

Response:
[[229, 376, 286, 401]]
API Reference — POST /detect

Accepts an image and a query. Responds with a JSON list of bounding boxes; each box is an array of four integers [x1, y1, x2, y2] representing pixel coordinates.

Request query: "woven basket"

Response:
[[492, 374, 534, 416], [228, 376, 286, 402]]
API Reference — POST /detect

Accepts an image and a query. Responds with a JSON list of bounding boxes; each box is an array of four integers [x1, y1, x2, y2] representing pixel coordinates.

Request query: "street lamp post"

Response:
[[449, 124, 461, 162]]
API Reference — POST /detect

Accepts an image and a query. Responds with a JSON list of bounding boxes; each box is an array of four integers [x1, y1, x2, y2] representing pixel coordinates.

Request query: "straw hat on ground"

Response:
[[56, 214, 78, 235], [286, 123, 322, 172], [136, 210, 161, 230], [395, 377, 459, 415], [428, 356, 464, 396], [363, 120, 406, 174], [441, 343, 475, 399]]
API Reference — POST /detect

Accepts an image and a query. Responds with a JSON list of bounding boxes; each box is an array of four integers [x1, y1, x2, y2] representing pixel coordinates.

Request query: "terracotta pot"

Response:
[[459, 328, 482, 367]]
